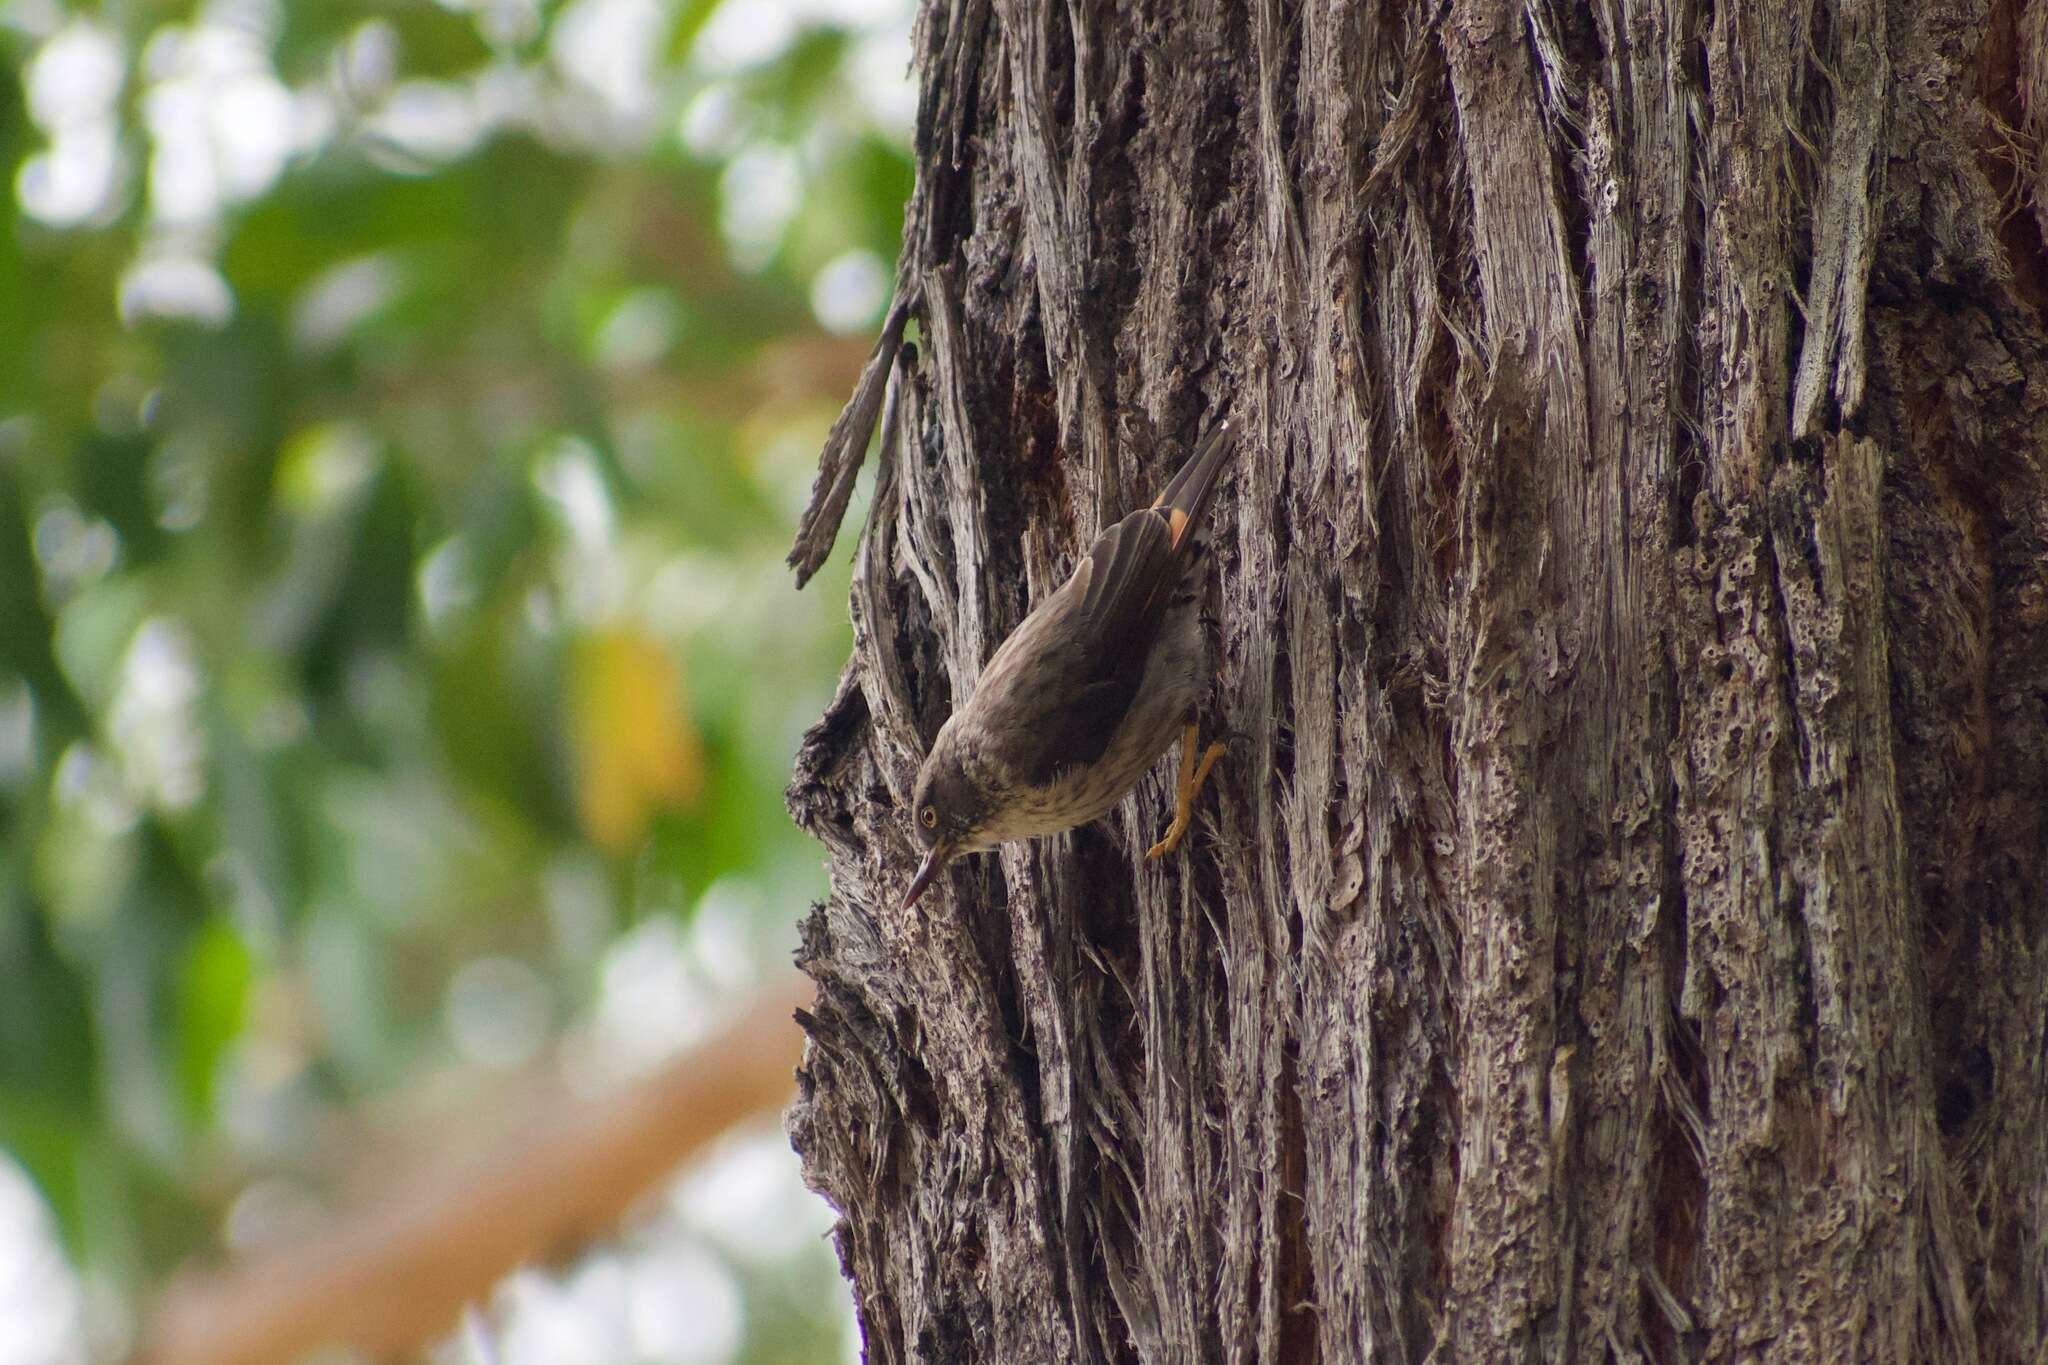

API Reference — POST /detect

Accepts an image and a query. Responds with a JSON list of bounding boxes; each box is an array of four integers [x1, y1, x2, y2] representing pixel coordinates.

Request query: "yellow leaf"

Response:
[[567, 629, 704, 852]]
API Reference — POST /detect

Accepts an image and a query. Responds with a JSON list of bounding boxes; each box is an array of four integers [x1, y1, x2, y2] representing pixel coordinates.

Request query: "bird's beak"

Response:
[[902, 843, 953, 907]]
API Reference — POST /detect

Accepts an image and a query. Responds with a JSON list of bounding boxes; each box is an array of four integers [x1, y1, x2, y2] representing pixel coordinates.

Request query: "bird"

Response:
[[902, 420, 1235, 907]]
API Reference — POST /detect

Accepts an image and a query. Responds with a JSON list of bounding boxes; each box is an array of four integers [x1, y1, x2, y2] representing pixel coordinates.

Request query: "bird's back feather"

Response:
[[964, 423, 1233, 788]]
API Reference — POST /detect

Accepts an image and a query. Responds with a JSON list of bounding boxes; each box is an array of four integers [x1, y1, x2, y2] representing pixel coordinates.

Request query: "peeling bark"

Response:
[[786, 0, 2048, 1359]]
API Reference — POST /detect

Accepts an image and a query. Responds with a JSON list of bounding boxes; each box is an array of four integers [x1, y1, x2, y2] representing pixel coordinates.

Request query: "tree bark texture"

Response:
[[785, 0, 2048, 1360]]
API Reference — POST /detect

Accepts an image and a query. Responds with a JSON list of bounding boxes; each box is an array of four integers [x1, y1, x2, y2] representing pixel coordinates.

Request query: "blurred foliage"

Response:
[[0, 0, 909, 1358]]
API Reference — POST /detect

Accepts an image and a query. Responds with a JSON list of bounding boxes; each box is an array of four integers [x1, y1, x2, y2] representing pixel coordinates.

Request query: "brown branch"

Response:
[[137, 971, 814, 1365]]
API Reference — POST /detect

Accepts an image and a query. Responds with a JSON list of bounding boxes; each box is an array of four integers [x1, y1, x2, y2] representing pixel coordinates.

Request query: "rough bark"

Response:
[[785, 0, 2048, 1360]]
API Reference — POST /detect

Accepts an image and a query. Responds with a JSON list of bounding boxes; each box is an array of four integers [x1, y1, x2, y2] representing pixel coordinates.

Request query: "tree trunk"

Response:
[[784, 0, 2048, 1359]]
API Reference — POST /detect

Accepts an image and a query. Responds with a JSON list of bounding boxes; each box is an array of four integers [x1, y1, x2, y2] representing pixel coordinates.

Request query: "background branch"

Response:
[[138, 972, 812, 1365]]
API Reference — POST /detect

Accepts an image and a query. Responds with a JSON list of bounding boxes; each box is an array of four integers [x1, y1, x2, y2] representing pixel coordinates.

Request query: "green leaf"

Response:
[[667, 0, 727, 64], [172, 917, 252, 1123]]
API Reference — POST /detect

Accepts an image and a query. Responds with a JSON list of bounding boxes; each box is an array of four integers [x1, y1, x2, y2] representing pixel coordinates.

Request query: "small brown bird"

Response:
[[903, 421, 1234, 906]]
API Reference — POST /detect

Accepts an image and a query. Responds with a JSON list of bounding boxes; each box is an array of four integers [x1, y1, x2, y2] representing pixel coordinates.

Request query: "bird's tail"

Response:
[[1151, 419, 1235, 551]]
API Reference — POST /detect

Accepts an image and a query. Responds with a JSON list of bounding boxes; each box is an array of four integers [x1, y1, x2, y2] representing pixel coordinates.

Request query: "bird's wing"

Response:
[[973, 422, 1233, 787], [982, 507, 1179, 786]]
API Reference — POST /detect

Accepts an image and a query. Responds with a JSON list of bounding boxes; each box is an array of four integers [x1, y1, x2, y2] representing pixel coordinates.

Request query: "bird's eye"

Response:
[[920, 806, 938, 829]]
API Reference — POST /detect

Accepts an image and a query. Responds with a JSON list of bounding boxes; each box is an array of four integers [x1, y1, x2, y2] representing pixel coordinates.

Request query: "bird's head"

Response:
[[903, 721, 995, 906]]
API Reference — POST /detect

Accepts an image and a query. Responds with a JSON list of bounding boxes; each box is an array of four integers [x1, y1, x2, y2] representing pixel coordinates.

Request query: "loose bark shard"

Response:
[[788, 287, 920, 588]]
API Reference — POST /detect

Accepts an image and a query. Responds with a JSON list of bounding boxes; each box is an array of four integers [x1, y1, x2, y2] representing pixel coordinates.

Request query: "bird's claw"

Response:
[[1148, 733, 1225, 861], [1145, 822, 1187, 861]]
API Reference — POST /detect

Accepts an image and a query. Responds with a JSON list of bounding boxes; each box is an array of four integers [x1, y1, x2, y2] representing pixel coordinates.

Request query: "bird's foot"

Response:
[[1144, 826, 1184, 860], [1146, 729, 1227, 860]]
